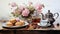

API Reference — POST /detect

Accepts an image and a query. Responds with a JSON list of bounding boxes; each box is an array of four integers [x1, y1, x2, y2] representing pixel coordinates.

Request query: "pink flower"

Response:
[[34, 3, 44, 12], [22, 9, 30, 16], [18, 5, 25, 12], [9, 2, 17, 7], [28, 2, 32, 5], [16, 18, 20, 22]]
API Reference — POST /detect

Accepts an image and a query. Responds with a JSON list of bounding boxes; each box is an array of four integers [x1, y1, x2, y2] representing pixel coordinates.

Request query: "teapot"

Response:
[[41, 10, 59, 26]]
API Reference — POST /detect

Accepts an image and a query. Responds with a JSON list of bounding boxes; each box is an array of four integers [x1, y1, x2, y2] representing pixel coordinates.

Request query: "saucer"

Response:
[[37, 23, 51, 27]]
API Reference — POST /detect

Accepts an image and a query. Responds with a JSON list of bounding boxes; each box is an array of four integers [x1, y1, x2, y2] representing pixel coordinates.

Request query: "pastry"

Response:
[[9, 18, 17, 24], [15, 21, 25, 26], [6, 22, 13, 27], [20, 20, 25, 25], [20, 20, 24, 23]]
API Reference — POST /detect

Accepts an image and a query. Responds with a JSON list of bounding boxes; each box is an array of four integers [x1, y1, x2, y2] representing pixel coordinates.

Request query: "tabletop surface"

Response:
[[0, 22, 60, 30]]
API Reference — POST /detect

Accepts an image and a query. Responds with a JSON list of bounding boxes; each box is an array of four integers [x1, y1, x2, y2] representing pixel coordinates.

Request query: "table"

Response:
[[0, 22, 60, 30], [0, 22, 60, 34]]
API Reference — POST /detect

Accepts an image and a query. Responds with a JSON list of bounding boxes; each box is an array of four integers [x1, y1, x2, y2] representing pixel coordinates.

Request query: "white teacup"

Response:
[[39, 20, 50, 27]]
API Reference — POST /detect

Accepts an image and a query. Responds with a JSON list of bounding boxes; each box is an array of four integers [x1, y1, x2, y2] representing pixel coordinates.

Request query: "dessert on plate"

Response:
[[6, 18, 25, 27], [6, 22, 13, 27], [15, 21, 25, 26], [9, 18, 17, 24]]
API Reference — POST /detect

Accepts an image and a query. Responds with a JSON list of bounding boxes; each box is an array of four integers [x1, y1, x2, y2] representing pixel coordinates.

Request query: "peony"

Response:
[[28, 2, 32, 6], [16, 18, 20, 22], [10, 2, 45, 18], [9, 2, 17, 7], [22, 8, 30, 16], [18, 5, 25, 12], [34, 3, 44, 12]]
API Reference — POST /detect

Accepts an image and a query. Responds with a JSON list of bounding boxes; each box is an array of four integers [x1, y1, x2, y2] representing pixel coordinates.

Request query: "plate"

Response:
[[37, 23, 51, 27], [2, 22, 29, 29]]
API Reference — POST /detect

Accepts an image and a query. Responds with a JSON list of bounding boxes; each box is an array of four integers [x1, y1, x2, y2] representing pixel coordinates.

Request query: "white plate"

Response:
[[2, 22, 29, 28]]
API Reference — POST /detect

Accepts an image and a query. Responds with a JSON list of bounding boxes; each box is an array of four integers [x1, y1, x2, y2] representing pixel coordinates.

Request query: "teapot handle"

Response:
[[54, 13, 59, 19]]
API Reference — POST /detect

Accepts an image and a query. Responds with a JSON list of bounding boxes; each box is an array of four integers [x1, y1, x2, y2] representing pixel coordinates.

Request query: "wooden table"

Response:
[[0, 23, 60, 30], [0, 22, 60, 30], [0, 22, 60, 34]]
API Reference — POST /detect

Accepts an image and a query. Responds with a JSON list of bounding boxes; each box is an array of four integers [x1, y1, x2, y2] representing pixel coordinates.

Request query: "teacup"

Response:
[[40, 19, 50, 27]]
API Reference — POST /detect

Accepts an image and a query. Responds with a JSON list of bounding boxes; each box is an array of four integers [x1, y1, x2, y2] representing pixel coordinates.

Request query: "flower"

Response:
[[10, 2, 45, 18], [9, 2, 17, 7], [22, 8, 30, 16], [18, 5, 25, 12], [34, 3, 44, 12], [27, 2, 35, 14], [16, 18, 20, 22], [28, 2, 32, 6]]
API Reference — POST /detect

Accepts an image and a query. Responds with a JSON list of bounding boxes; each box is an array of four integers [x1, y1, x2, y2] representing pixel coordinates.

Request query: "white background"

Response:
[[0, 0, 60, 24]]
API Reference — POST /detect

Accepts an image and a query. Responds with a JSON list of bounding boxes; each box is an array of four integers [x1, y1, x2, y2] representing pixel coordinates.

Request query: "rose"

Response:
[[9, 2, 17, 7], [28, 2, 32, 6], [16, 18, 20, 22], [22, 8, 30, 16], [34, 3, 44, 13], [18, 5, 25, 12], [27, 2, 35, 14], [12, 5, 26, 15]]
